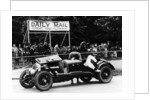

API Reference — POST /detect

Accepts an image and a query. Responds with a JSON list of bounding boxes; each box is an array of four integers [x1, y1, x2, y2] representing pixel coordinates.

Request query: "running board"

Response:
[[57, 71, 93, 76]]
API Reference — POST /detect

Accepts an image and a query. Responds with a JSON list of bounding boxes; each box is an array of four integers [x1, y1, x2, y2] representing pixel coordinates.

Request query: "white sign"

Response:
[[29, 20, 70, 31]]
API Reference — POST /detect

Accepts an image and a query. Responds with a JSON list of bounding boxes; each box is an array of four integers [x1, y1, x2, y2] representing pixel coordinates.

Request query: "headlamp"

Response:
[[32, 62, 41, 70]]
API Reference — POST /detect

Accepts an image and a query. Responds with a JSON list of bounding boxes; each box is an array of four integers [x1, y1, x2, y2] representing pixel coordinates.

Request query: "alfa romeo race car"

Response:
[[19, 52, 115, 91]]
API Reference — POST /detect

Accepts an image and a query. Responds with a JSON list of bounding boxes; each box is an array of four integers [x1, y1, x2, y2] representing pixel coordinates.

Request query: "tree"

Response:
[[12, 16, 122, 46]]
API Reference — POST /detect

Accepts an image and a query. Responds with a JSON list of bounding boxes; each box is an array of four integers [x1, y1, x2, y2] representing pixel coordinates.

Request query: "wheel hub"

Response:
[[42, 79, 47, 84], [102, 69, 110, 79], [104, 73, 108, 76]]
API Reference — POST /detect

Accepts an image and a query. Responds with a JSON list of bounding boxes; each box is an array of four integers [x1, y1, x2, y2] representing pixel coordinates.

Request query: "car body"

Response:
[[19, 52, 115, 91]]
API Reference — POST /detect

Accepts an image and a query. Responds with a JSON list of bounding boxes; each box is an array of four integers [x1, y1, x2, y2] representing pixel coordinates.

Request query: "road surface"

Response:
[[12, 76, 122, 93]]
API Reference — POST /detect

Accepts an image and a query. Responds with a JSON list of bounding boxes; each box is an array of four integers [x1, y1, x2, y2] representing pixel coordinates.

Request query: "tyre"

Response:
[[98, 66, 113, 83], [34, 71, 53, 91], [80, 75, 92, 83], [19, 70, 34, 88]]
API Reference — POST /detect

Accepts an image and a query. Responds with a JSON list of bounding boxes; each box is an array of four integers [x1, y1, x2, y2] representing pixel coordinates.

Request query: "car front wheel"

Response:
[[19, 70, 34, 88], [98, 66, 113, 83], [34, 71, 53, 91]]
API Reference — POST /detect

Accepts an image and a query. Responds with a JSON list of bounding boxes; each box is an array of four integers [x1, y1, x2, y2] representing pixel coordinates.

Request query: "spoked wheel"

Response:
[[98, 66, 113, 83], [80, 75, 92, 83], [19, 70, 34, 88], [34, 71, 53, 91]]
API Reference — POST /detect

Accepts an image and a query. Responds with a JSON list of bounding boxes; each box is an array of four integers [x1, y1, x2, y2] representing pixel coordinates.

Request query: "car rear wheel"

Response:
[[80, 75, 92, 83], [98, 66, 113, 83], [19, 70, 34, 88], [34, 71, 53, 91]]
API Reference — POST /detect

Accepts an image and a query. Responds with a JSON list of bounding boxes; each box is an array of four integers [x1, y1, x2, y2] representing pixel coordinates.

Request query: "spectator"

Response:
[[43, 42, 50, 54], [104, 45, 108, 58], [113, 46, 118, 58], [12, 44, 18, 57], [30, 44, 36, 56], [12, 44, 19, 68], [38, 42, 43, 55], [18, 44, 24, 56], [24, 43, 30, 56], [67, 46, 71, 53], [92, 43, 98, 52], [54, 44, 60, 54], [12, 41, 121, 57], [33, 42, 38, 55], [61, 46, 68, 54]]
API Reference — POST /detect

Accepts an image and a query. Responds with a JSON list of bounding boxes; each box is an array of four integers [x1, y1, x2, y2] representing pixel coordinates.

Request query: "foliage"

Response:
[[12, 16, 122, 46]]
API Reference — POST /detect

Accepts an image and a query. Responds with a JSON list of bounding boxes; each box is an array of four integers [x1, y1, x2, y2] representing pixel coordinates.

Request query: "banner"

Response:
[[28, 20, 70, 31]]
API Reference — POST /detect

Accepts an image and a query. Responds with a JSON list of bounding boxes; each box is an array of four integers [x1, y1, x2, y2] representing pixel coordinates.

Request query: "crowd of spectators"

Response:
[[12, 41, 122, 58], [12, 42, 70, 57], [12, 41, 122, 69]]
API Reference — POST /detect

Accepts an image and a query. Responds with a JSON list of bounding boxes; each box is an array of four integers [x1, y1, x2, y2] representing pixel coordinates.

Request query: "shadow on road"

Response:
[[52, 81, 104, 89], [12, 76, 121, 93]]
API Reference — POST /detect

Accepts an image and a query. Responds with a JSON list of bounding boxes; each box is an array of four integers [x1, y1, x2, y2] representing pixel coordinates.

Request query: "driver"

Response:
[[84, 53, 100, 72], [68, 51, 82, 61], [59, 51, 82, 74], [68, 51, 82, 84]]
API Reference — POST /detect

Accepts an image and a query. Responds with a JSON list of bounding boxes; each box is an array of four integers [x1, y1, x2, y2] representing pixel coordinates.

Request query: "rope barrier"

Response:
[[12, 50, 122, 59]]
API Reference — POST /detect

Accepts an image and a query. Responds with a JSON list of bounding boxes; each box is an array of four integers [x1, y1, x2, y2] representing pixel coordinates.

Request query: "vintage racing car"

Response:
[[19, 52, 115, 91]]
